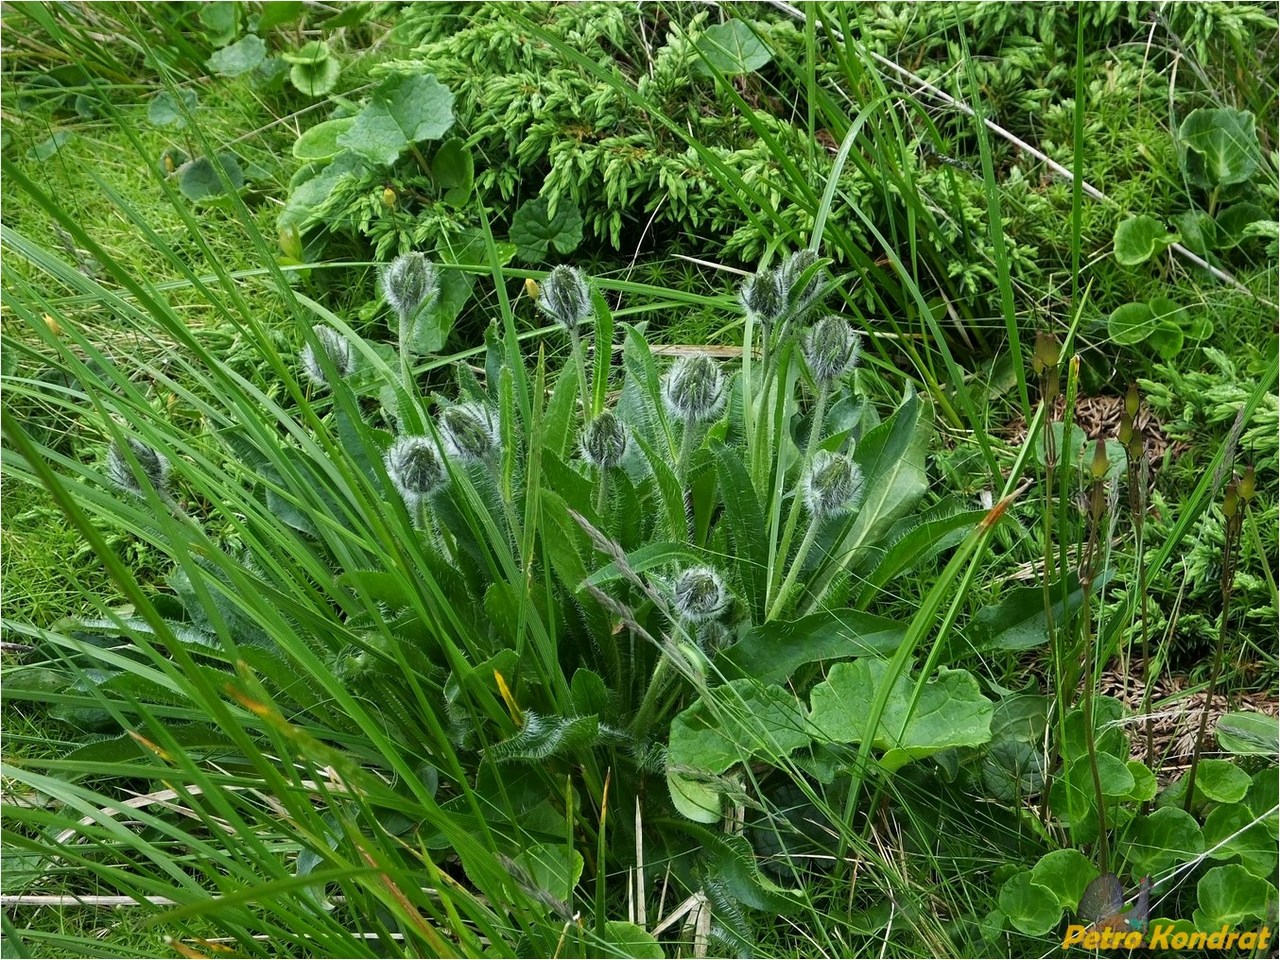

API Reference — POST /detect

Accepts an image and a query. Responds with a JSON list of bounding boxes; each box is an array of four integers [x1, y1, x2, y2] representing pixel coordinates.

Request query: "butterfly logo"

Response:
[[1079, 872, 1153, 933]]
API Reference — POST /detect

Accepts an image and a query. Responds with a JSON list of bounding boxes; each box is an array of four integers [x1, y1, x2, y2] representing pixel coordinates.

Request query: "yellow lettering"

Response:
[[1259, 926, 1273, 951], [1239, 931, 1256, 950], [1062, 925, 1087, 947], [1187, 930, 1208, 950], [1171, 931, 1189, 949], [1124, 930, 1143, 949], [1208, 925, 1228, 949], [1232, 931, 1247, 950], [1148, 924, 1172, 950], [1083, 930, 1100, 950]]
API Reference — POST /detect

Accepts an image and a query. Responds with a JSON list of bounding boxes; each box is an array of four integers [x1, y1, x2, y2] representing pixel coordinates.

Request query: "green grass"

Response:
[[2, 3, 1277, 958]]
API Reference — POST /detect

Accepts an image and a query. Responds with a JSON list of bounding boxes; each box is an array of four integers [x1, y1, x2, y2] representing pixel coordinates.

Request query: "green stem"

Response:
[[769, 518, 820, 621], [570, 328, 590, 417], [770, 386, 828, 607], [631, 655, 676, 741], [1079, 483, 1110, 872]]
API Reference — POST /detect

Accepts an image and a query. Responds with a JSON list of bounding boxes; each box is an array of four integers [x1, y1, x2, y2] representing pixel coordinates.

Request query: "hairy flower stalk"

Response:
[[662, 355, 727, 483], [769, 317, 861, 608], [769, 451, 863, 620], [300, 324, 354, 389], [580, 410, 627, 513], [537, 265, 594, 413], [382, 252, 439, 390]]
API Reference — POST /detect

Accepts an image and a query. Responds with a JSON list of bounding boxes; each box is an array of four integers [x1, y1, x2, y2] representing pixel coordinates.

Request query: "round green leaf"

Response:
[[1192, 759, 1252, 804], [1113, 215, 1178, 266], [1031, 849, 1098, 910], [511, 196, 584, 263], [206, 34, 266, 77], [147, 89, 198, 128], [1216, 202, 1270, 250], [1178, 108, 1263, 189], [997, 871, 1063, 936], [281, 39, 330, 65], [290, 58, 341, 97], [1121, 807, 1204, 876], [1125, 761, 1157, 802], [666, 769, 722, 824], [981, 739, 1045, 804], [1096, 752, 1136, 797], [1246, 770, 1279, 838], [1147, 320, 1184, 361], [178, 153, 245, 202], [293, 117, 357, 161], [694, 20, 773, 76], [1107, 302, 1156, 345], [1202, 802, 1278, 879], [1175, 209, 1218, 256], [1195, 864, 1276, 926], [1217, 711, 1279, 756]]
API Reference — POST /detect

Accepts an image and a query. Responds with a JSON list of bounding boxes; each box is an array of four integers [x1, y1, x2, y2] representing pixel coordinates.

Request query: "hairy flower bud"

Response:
[[300, 324, 355, 388], [536, 265, 593, 332], [580, 411, 628, 469], [802, 450, 863, 519], [802, 315, 861, 387], [662, 355, 727, 425], [439, 402, 500, 464], [779, 248, 823, 315], [381, 252, 439, 323], [672, 565, 731, 623], [385, 436, 446, 509], [738, 269, 787, 329], [106, 437, 170, 496]]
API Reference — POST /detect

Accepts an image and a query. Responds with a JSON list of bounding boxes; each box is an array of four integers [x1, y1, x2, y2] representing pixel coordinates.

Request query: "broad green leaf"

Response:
[[599, 921, 664, 959], [981, 739, 1045, 803], [431, 136, 474, 204], [278, 151, 367, 231], [694, 20, 773, 75], [1113, 215, 1178, 266], [1178, 108, 1262, 188], [1108, 301, 1157, 345], [198, 2, 237, 46], [178, 153, 245, 202], [807, 660, 993, 772], [1215, 202, 1270, 249], [1175, 209, 1217, 256], [1031, 849, 1098, 910], [957, 575, 1087, 657], [1062, 698, 1127, 761], [258, 1, 304, 30], [206, 34, 266, 76], [720, 609, 905, 685], [1095, 752, 1136, 797], [710, 834, 801, 911], [281, 39, 331, 65], [667, 680, 809, 776], [1194, 865, 1276, 927], [1147, 321, 1184, 360], [667, 769, 721, 823], [147, 89, 198, 127], [338, 73, 455, 167], [290, 57, 341, 98], [1121, 807, 1204, 876], [1190, 759, 1252, 804], [989, 693, 1049, 743], [514, 843, 583, 915], [1202, 803, 1278, 879], [292, 117, 356, 161], [511, 196, 584, 263], [997, 871, 1062, 936], [1125, 761, 1157, 802], [1246, 771, 1279, 838]]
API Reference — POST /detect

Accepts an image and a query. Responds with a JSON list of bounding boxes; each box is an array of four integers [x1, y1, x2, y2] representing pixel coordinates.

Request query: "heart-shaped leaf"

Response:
[[998, 871, 1063, 936], [1194, 865, 1276, 927], [1114, 215, 1178, 266]]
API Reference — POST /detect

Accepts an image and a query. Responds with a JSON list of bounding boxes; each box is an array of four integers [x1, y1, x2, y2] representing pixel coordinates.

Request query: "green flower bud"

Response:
[[300, 324, 354, 388], [802, 315, 861, 386], [1222, 479, 1240, 519], [738, 269, 787, 329], [1239, 464, 1256, 503], [779, 248, 824, 315], [536, 265, 593, 332], [106, 436, 170, 496], [672, 566, 730, 623], [1090, 438, 1109, 481], [385, 435, 446, 509], [381, 252, 439, 324], [580, 411, 628, 469], [662, 355, 727, 425], [802, 450, 863, 519], [1125, 381, 1140, 419], [439, 402, 499, 464]]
